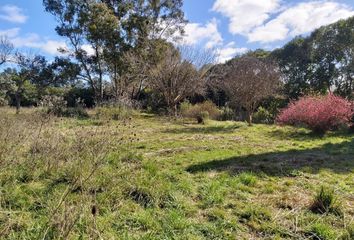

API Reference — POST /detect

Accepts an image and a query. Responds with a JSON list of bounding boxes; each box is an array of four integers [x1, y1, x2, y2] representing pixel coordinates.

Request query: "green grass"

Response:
[[0, 107, 353, 239]]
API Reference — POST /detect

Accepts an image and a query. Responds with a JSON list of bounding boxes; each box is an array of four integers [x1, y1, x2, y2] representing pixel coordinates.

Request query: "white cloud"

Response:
[[249, 1, 354, 43], [173, 18, 246, 63], [212, 0, 280, 35], [41, 40, 67, 55], [1, 28, 68, 55], [179, 18, 223, 48], [0, 5, 28, 23], [12, 33, 42, 48], [213, 0, 354, 44], [215, 42, 247, 63], [0, 27, 20, 38], [81, 44, 95, 56], [170, 17, 246, 63]]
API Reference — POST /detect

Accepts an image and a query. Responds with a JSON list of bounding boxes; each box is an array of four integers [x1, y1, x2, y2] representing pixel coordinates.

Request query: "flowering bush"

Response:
[[276, 94, 353, 133]]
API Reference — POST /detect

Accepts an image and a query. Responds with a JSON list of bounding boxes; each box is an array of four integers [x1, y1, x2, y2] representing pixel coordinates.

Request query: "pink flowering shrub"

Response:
[[276, 94, 353, 134]]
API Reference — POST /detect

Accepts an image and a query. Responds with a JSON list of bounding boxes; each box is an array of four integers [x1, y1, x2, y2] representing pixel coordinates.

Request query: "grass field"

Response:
[[0, 108, 353, 239]]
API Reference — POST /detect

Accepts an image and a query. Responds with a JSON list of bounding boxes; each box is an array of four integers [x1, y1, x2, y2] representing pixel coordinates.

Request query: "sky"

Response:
[[1, 0, 354, 63]]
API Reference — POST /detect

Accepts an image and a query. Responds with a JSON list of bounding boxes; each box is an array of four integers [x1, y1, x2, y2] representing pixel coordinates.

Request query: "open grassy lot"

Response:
[[0, 108, 353, 239]]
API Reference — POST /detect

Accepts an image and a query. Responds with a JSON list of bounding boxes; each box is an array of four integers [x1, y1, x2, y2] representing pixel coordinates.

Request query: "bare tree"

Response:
[[148, 45, 214, 115], [119, 43, 214, 115], [0, 36, 13, 66], [212, 56, 281, 125]]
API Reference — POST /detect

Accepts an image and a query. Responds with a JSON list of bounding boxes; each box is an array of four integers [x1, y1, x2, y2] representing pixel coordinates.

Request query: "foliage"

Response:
[[209, 54, 281, 125], [64, 87, 95, 108], [277, 94, 353, 133], [40, 95, 67, 116], [273, 16, 354, 100], [147, 46, 213, 115], [95, 101, 134, 121], [218, 106, 235, 121], [43, 0, 186, 103], [40, 95, 88, 118], [253, 107, 273, 124], [180, 101, 221, 123]]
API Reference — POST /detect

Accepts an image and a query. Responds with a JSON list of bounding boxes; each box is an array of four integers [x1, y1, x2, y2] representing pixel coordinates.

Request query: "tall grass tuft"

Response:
[[310, 186, 342, 216]]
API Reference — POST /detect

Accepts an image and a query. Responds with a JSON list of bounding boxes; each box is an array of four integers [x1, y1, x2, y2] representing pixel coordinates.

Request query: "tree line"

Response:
[[0, 1, 353, 124]]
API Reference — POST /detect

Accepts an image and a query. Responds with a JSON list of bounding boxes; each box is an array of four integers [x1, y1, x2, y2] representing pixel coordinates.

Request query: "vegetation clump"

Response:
[[310, 186, 343, 216], [95, 101, 134, 120], [277, 94, 353, 134], [40, 95, 89, 118], [180, 101, 221, 124]]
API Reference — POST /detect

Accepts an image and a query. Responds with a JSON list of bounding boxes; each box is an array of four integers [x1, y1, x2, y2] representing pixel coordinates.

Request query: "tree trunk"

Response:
[[15, 91, 20, 114], [246, 111, 253, 126], [174, 103, 178, 117]]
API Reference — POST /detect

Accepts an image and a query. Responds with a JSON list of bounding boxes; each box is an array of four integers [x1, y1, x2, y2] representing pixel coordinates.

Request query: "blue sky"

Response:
[[1, 0, 354, 62]]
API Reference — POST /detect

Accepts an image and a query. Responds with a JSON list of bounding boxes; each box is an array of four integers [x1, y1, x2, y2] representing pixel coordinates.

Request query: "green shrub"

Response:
[[218, 106, 235, 121], [95, 104, 132, 121], [0, 94, 8, 106], [40, 95, 88, 118], [181, 101, 221, 123], [310, 186, 342, 216], [180, 101, 192, 115], [253, 107, 273, 124]]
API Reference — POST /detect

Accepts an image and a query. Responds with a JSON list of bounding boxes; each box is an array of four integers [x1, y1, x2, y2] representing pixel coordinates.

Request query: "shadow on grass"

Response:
[[267, 128, 352, 141], [186, 139, 354, 176], [164, 124, 241, 134]]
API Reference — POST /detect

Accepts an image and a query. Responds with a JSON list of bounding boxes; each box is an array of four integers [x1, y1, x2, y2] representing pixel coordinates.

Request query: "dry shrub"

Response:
[[180, 101, 221, 123]]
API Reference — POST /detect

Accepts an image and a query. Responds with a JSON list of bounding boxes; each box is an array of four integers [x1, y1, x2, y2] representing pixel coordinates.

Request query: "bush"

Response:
[[40, 95, 67, 116], [0, 95, 8, 106], [253, 107, 273, 124], [40, 95, 88, 118], [276, 94, 353, 134], [180, 101, 221, 124], [95, 101, 133, 120], [64, 87, 95, 108], [218, 106, 235, 121]]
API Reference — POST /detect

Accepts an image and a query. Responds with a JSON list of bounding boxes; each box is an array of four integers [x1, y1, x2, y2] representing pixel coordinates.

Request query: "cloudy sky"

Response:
[[1, 0, 354, 62]]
